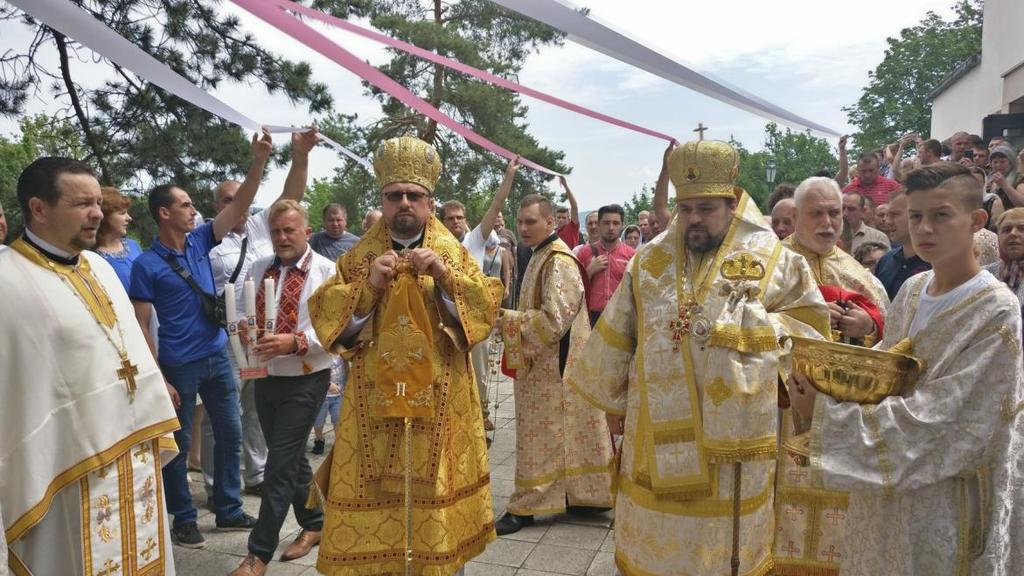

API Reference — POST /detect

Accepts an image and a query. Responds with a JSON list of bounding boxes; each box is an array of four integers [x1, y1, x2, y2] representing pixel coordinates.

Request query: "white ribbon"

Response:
[[6, 0, 372, 170], [488, 0, 841, 137]]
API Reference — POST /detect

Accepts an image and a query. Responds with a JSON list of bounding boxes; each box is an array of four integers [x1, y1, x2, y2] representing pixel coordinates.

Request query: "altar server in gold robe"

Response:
[[1, 157, 179, 575], [568, 140, 830, 576], [494, 193, 615, 535], [307, 136, 503, 576], [791, 163, 1024, 575]]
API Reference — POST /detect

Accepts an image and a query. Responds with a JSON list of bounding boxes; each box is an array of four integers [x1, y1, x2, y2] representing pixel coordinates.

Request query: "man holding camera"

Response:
[[130, 131, 272, 548]]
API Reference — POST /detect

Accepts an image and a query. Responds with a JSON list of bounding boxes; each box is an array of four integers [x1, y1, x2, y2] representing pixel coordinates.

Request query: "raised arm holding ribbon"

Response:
[[567, 140, 830, 576]]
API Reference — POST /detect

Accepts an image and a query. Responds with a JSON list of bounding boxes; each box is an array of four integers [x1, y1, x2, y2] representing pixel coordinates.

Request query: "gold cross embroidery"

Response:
[[140, 538, 158, 561], [100, 558, 120, 575], [117, 355, 139, 399]]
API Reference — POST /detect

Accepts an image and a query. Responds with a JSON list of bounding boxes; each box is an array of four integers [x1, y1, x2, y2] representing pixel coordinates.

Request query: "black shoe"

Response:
[[494, 512, 534, 535], [172, 522, 206, 548], [566, 505, 612, 515], [217, 511, 258, 531], [312, 439, 325, 455], [244, 483, 263, 497]]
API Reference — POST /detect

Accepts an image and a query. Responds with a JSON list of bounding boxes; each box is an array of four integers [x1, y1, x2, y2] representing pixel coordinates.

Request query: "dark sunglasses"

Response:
[[384, 191, 430, 203]]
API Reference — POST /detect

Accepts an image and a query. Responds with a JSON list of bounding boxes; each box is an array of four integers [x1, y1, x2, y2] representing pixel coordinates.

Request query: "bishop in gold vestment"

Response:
[[775, 177, 890, 576], [496, 196, 614, 532], [568, 141, 830, 576], [307, 137, 502, 575]]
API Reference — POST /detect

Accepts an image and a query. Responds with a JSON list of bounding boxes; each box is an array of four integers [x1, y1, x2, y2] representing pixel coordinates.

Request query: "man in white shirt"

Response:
[[230, 199, 337, 576], [842, 190, 890, 255], [201, 129, 319, 500], [439, 157, 520, 432]]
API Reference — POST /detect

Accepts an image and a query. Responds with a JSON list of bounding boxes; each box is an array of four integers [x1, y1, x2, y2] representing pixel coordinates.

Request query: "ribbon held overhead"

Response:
[[231, 0, 562, 175], [4, 0, 372, 171], [486, 0, 841, 138], [266, 0, 675, 143]]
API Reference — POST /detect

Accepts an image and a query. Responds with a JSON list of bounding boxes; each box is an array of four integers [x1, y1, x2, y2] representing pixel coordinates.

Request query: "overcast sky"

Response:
[[0, 0, 957, 212]]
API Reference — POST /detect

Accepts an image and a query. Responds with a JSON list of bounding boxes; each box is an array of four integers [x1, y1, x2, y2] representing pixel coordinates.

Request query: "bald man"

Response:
[[200, 130, 319, 501]]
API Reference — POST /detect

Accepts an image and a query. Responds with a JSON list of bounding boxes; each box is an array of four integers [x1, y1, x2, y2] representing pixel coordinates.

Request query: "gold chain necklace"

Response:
[[44, 258, 139, 402]]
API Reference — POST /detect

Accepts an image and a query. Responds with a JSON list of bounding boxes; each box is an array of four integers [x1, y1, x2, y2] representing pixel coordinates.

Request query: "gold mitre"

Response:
[[668, 140, 740, 201], [373, 136, 442, 193]]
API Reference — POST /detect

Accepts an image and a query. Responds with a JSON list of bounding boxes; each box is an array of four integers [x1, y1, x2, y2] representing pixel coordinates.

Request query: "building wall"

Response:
[[930, 0, 1024, 138], [931, 67, 994, 138]]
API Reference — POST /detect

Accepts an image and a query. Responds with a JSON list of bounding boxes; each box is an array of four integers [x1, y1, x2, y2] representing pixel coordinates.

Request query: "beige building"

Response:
[[929, 0, 1024, 143]]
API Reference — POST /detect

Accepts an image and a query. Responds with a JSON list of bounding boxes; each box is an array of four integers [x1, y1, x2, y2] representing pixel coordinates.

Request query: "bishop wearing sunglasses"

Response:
[[306, 136, 503, 576]]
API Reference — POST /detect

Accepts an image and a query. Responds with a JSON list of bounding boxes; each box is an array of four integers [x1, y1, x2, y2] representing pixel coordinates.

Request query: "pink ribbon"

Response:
[[232, 0, 561, 174], [266, 0, 676, 144]]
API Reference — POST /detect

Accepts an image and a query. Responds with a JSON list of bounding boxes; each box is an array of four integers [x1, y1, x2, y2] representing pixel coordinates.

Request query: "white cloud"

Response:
[[1, 0, 957, 211]]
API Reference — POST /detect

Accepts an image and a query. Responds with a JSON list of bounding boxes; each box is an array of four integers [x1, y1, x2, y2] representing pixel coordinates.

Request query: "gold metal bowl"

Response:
[[789, 336, 925, 404]]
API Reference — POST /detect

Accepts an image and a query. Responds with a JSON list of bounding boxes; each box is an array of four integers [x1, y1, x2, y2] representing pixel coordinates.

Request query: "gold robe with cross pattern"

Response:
[[1, 239, 179, 576], [774, 235, 891, 576], [567, 193, 830, 576], [307, 216, 503, 576], [809, 270, 1024, 576], [500, 236, 615, 515]]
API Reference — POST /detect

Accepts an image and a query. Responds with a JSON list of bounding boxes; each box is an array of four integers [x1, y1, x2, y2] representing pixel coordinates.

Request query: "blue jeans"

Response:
[[161, 347, 244, 527]]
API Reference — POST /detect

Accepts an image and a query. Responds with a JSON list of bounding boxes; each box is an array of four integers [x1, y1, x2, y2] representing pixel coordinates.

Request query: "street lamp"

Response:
[[766, 159, 777, 187]]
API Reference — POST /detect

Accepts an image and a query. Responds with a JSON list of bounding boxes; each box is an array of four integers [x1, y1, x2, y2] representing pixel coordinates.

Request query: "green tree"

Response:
[[844, 0, 983, 150], [622, 186, 652, 224], [0, 114, 93, 238], [0, 1, 341, 194], [732, 122, 838, 209], [313, 0, 569, 223]]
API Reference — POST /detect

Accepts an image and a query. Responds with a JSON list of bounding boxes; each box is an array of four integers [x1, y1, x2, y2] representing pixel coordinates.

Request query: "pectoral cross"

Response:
[[117, 355, 139, 400], [693, 122, 709, 140]]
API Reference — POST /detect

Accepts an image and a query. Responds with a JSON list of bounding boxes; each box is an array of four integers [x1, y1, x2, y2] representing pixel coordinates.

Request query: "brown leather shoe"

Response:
[[229, 554, 267, 576], [280, 529, 321, 561]]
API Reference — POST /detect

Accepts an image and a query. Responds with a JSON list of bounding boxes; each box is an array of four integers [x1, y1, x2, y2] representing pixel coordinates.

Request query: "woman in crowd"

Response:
[[93, 186, 143, 289], [622, 224, 641, 249]]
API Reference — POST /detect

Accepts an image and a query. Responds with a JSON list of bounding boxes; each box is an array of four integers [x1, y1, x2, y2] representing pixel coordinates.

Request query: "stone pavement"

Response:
[[172, 359, 617, 576]]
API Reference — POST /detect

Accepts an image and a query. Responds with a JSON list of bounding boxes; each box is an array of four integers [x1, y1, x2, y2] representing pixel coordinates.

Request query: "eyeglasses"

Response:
[[383, 191, 430, 204]]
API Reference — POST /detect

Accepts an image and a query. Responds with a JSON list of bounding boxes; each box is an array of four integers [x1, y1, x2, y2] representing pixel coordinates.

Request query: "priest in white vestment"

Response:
[[1, 158, 179, 575], [792, 163, 1024, 575]]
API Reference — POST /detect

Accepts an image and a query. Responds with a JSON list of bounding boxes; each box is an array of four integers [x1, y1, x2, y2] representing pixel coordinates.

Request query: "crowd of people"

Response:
[[1, 125, 1023, 576]]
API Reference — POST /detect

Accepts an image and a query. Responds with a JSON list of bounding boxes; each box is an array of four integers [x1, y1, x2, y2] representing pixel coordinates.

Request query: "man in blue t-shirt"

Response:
[[873, 188, 931, 300], [130, 131, 272, 548]]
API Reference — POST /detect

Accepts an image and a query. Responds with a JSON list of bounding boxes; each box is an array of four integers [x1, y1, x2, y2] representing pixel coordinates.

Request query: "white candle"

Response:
[[243, 279, 259, 366], [224, 282, 249, 369], [244, 279, 257, 319], [264, 278, 276, 333], [224, 283, 238, 324]]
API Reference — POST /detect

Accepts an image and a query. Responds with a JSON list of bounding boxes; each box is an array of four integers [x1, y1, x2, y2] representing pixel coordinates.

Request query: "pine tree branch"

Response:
[[54, 30, 111, 184]]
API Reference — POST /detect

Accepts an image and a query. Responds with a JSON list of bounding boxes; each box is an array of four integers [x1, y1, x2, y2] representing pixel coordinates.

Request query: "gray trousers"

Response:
[[470, 338, 490, 418], [203, 346, 267, 492]]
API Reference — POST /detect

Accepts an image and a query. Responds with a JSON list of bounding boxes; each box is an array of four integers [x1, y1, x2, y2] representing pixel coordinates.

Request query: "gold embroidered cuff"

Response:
[[354, 283, 382, 317], [501, 309, 524, 369]]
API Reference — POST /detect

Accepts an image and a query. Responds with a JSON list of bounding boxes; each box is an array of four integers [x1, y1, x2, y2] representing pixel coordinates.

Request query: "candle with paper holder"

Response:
[[238, 278, 275, 380], [224, 282, 251, 375]]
